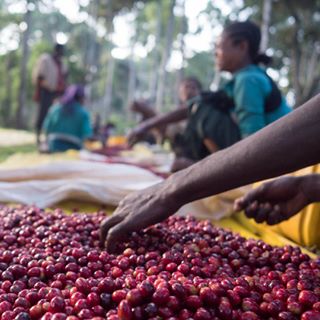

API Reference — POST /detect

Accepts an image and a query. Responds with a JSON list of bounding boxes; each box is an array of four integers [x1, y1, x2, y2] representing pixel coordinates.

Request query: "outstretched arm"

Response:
[[128, 107, 188, 145], [101, 94, 320, 252]]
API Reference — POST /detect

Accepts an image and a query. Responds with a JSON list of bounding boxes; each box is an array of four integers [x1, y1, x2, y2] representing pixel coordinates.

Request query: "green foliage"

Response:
[[184, 52, 215, 90], [243, 0, 320, 104], [98, 0, 152, 20], [108, 113, 135, 135], [0, 0, 319, 130]]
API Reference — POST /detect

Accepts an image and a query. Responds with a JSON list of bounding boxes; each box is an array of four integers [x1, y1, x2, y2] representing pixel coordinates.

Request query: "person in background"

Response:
[[128, 21, 291, 172], [43, 84, 93, 153], [32, 43, 68, 146], [129, 100, 159, 145], [93, 114, 102, 138], [129, 77, 202, 147], [99, 93, 320, 252], [100, 122, 116, 148]]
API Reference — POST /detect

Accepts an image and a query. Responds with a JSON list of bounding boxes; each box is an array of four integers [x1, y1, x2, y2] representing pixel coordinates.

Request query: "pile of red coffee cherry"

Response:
[[0, 205, 319, 320]]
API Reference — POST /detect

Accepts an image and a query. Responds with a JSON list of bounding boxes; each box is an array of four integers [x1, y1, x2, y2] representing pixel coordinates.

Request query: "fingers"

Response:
[[238, 184, 269, 209], [234, 197, 248, 211], [99, 214, 124, 248], [266, 205, 283, 225], [253, 202, 272, 223], [233, 198, 243, 211], [243, 201, 259, 218], [127, 132, 139, 147], [105, 219, 135, 253], [243, 202, 285, 225]]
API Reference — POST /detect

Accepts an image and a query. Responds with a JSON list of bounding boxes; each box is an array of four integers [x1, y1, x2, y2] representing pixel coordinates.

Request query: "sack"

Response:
[[179, 93, 241, 160], [200, 90, 235, 113]]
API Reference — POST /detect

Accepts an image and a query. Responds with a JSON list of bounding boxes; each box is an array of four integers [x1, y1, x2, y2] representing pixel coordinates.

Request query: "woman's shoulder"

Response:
[[236, 65, 269, 81], [235, 65, 271, 90], [76, 104, 90, 117], [48, 103, 62, 114]]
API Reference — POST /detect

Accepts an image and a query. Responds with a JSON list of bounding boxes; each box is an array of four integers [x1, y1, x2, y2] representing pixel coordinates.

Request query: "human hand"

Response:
[[127, 124, 148, 147], [234, 176, 312, 225], [130, 100, 150, 112], [100, 182, 180, 253]]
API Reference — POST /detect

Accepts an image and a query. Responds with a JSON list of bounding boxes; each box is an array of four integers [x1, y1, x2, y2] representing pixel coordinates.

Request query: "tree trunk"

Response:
[[2, 54, 13, 126], [260, 0, 272, 52], [149, 0, 163, 102], [301, 43, 320, 102], [127, 5, 140, 118], [16, 1, 32, 128], [156, 0, 176, 112], [210, 68, 221, 91], [127, 55, 136, 119], [291, 36, 302, 106], [103, 52, 115, 121], [102, 6, 115, 122], [175, 0, 186, 107], [85, 0, 100, 108], [285, 0, 302, 107]]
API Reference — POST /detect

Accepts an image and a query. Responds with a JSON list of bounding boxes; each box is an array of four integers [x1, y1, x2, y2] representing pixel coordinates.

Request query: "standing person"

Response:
[[32, 43, 68, 145], [43, 84, 93, 153], [128, 21, 291, 171]]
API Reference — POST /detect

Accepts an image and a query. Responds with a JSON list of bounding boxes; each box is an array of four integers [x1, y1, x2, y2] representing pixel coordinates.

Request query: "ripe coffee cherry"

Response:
[[299, 290, 318, 307], [118, 300, 132, 320], [50, 296, 65, 312], [0, 206, 319, 319], [152, 287, 170, 305], [126, 289, 143, 307], [301, 311, 320, 320]]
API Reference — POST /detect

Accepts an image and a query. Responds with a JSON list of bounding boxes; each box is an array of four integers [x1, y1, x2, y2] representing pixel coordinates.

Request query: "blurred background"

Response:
[[0, 0, 319, 133]]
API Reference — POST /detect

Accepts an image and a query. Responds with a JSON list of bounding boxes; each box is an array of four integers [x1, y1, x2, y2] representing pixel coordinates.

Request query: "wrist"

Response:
[[299, 174, 320, 203], [159, 173, 186, 212]]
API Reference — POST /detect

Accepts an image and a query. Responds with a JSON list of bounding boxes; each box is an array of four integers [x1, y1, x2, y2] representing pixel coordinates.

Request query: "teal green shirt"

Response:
[[223, 64, 291, 138], [43, 102, 92, 152]]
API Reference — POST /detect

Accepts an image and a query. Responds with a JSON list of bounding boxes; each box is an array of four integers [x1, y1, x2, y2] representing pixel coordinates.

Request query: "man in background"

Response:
[[32, 43, 68, 146]]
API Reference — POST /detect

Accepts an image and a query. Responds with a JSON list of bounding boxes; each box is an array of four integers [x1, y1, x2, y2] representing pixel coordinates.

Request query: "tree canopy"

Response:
[[0, 0, 319, 130]]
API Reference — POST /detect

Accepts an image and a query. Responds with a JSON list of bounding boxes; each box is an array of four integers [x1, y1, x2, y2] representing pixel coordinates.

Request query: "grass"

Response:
[[0, 144, 37, 163]]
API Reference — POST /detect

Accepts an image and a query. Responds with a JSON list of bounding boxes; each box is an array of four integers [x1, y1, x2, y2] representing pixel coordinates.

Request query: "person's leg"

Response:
[[36, 88, 55, 144]]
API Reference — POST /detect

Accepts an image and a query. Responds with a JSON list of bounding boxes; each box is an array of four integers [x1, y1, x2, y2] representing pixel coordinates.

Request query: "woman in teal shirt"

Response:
[[185, 20, 291, 156], [218, 21, 291, 137], [128, 20, 291, 170], [43, 84, 93, 152]]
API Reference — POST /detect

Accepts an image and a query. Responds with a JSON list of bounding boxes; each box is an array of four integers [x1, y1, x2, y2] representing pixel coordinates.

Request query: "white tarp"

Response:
[[0, 158, 249, 219], [0, 160, 162, 207]]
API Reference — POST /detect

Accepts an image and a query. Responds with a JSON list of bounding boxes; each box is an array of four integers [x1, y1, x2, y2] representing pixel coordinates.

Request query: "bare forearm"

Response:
[[164, 94, 320, 206], [142, 107, 188, 131]]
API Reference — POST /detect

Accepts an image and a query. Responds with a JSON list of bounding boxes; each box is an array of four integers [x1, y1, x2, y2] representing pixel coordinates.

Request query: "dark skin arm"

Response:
[[170, 138, 219, 172], [234, 174, 320, 225], [130, 101, 157, 120], [170, 157, 195, 173], [101, 94, 320, 252], [128, 107, 188, 146]]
